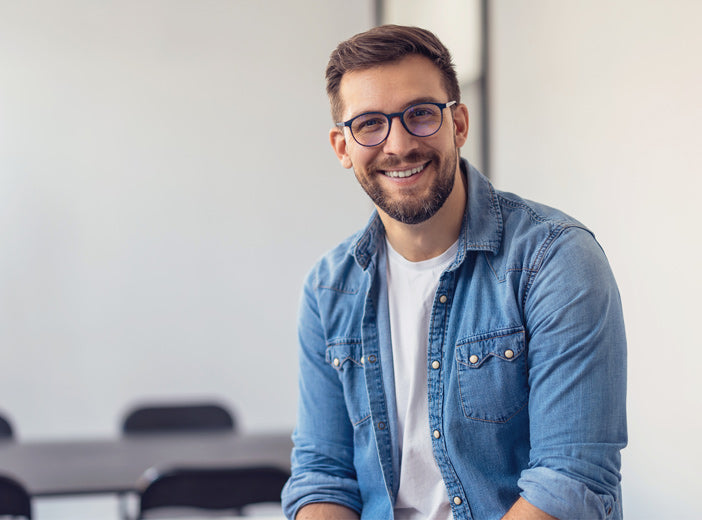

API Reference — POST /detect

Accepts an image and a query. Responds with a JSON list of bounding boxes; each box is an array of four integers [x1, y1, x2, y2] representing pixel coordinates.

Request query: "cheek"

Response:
[[347, 147, 378, 171]]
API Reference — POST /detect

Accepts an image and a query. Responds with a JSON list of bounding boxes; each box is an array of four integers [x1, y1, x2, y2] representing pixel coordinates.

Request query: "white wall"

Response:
[[490, 1, 702, 518], [0, 0, 374, 441]]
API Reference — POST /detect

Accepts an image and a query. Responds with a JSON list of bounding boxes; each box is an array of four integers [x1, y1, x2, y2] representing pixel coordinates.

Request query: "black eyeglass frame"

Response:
[[336, 100, 457, 147]]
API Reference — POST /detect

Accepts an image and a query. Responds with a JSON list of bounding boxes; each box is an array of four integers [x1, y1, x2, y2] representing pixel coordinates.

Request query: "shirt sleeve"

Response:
[[281, 269, 363, 519], [518, 226, 627, 520]]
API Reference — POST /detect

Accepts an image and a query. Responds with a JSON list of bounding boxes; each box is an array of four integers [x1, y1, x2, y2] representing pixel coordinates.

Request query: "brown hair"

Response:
[[326, 25, 460, 122]]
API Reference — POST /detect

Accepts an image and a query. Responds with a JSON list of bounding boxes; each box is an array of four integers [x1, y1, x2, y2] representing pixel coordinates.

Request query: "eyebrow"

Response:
[[401, 97, 445, 108], [347, 97, 447, 120]]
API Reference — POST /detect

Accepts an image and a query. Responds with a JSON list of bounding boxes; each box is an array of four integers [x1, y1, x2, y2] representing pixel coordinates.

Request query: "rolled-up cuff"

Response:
[[518, 467, 619, 520], [282, 472, 362, 520]]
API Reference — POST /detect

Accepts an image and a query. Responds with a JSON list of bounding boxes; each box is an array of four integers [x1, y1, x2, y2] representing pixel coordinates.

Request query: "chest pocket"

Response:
[[326, 342, 371, 427], [455, 327, 528, 423]]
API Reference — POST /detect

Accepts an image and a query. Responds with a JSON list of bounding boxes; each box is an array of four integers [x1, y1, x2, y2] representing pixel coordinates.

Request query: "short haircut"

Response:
[[326, 24, 461, 122]]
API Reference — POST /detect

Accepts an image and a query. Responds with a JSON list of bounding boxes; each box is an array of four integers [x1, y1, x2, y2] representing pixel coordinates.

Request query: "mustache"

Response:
[[372, 151, 435, 170]]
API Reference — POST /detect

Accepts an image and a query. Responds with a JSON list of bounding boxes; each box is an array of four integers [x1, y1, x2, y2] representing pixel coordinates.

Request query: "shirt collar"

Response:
[[351, 159, 503, 270]]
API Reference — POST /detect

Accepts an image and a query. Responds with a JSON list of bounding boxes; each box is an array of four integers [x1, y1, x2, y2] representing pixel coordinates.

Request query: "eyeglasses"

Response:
[[337, 101, 456, 147]]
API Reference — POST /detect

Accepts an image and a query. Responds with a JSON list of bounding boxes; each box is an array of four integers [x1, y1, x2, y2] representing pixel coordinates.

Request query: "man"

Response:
[[282, 25, 626, 520]]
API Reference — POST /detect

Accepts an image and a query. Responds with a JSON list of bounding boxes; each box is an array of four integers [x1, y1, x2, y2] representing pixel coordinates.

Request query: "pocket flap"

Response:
[[326, 342, 364, 369], [456, 327, 526, 368]]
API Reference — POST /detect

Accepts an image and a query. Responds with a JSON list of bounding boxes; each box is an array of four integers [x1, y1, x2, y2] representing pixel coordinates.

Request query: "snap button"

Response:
[[432, 360, 440, 369], [377, 421, 386, 430], [453, 496, 462, 505], [469, 355, 479, 364], [439, 294, 448, 303], [367, 354, 377, 363], [504, 349, 514, 359], [433, 430, 441, 439], [333, 358, 340, 367], [360, 356, 364, 364]]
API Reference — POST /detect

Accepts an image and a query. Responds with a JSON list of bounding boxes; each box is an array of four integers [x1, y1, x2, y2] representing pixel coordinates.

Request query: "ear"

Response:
[[330, 127, 353, 169], [452, 103, 469, 148]]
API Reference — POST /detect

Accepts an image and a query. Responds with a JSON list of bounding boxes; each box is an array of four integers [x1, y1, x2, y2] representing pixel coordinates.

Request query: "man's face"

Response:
[[330, 55, 468, 225]]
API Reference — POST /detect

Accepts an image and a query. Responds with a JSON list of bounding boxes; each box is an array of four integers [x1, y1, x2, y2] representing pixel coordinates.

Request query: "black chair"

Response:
[[0, 413, 14, 439], [121, 402, 236, 435], [119, 401, 238, 519], [135, 466, 290, 519], [0, 474, 32, 519]]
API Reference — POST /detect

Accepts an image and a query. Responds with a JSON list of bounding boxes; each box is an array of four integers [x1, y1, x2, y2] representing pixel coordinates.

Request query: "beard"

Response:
[[353, 147, 458, 225]]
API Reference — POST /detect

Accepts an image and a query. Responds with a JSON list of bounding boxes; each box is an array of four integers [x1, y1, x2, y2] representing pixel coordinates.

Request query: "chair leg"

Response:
[[118, 491, 136, 520]]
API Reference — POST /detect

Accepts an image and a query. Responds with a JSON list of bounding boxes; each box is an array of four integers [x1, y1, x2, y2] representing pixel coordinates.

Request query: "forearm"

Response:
[[517, 228, 626, 518], [284, 279, 363, 517], [296, 502, 360, 519], [501, 497, 557, 520]]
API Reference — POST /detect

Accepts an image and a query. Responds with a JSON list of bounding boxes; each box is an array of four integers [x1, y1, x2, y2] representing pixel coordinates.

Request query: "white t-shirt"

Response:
[[386, 238, 458, 520]]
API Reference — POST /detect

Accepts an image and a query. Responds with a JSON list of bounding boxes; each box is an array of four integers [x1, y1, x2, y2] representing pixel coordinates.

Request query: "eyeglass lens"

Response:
[[351, 103, 444, 146]]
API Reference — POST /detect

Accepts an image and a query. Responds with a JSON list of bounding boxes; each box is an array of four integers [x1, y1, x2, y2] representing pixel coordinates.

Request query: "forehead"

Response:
[[338, 54, 447, 119]]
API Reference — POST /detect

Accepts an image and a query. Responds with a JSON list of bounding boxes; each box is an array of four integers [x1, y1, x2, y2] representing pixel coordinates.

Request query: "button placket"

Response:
[[429, 277, 467, 516]]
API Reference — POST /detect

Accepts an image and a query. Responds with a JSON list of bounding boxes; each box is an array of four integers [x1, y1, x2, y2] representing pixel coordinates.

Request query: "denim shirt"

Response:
[[282, 161, 627, 520]]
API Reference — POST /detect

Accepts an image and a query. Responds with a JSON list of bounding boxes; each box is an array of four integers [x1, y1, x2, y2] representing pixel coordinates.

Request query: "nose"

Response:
[[381, 115, 420, 156]]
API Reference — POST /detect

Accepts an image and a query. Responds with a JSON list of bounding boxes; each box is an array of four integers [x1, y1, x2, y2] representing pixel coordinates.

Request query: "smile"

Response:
[[381, 163, 428, 178]]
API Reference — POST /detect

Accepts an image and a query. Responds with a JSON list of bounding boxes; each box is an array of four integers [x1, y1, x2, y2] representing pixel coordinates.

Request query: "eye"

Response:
[[406, 105, 439, 120], [353, 114, 387, 133], [411, 108, 431, 117]]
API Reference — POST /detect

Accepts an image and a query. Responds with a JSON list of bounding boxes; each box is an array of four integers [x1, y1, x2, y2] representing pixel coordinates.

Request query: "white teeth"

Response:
[[382, 164, 425, 178]]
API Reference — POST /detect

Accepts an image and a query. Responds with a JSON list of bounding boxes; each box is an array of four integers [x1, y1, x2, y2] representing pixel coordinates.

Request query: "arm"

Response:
[[281, 271, 363, 518], [296, 502, 360, 519], [517, 227, 626, 519], [502, 497, 557, 520]]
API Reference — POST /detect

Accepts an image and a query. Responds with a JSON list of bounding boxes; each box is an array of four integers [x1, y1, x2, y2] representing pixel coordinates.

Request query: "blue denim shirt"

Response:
[[282, 161, 627, 520]]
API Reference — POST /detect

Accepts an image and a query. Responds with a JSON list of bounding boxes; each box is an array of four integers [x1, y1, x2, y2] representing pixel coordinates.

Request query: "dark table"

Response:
[[0, 431, 293, 496]]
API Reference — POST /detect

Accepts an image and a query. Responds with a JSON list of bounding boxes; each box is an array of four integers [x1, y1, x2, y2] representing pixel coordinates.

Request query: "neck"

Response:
[[380, 167, 466, 262]]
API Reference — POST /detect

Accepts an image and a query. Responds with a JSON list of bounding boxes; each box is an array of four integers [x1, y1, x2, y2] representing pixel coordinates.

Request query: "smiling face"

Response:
[[330, 55, 468, 225]]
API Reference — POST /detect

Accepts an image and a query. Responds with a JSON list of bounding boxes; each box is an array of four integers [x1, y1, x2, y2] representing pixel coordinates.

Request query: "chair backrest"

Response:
[[0, 414, 14, 439], [122, 402, 236, 435], [136, 466, 289, 519], [0, 474, 32, 519]]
